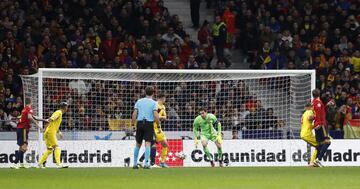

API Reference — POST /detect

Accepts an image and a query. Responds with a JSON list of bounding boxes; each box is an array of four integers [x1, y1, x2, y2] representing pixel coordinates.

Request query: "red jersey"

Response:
[[312, 98, 326, 128], [17, 105, 34, 129]]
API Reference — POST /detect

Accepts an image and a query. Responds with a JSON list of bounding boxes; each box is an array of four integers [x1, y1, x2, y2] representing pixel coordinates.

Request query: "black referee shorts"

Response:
[[136, 120, 155, 144]]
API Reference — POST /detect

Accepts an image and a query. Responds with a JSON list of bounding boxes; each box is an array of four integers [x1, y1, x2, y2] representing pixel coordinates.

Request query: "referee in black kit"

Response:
[[132, 86, 161, 169]]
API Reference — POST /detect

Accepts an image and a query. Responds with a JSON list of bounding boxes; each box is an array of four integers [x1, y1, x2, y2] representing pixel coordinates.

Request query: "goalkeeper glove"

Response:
[[216, 133, 222, 144], [194, 138, 199, 149]]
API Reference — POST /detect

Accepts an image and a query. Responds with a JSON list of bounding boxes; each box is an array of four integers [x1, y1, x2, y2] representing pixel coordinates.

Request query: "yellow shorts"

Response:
[[301, 133, 318, 147], [154, 129, 166, 143], [44, 132, 58, 148]]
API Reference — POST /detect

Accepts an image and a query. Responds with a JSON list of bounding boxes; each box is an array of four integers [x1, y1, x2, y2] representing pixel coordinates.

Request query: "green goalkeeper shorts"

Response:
[[200, 133, 217, 142]]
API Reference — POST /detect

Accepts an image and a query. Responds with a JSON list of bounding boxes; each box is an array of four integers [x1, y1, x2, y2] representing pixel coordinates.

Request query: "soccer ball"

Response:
[[176, 151, 186, 160]]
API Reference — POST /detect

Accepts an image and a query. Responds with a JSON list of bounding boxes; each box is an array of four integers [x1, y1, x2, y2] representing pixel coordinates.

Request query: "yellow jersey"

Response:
[[300, 110, 313, 137], [351, 56, 360, 72], [154, 102, 166, 131], [45, 110, 63, 134]]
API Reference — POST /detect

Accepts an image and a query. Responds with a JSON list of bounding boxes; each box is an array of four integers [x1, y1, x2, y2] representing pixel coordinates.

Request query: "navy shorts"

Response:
[[16, 128, 29, 146], [315, 126, 327, 142]]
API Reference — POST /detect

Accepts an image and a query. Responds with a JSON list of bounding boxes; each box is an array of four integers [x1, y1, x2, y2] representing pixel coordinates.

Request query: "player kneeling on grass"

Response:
[[300, 103, 319, 167], [138, 93, 169, 168], [193, 107, 223, 167], [38, 102, 69, 169]]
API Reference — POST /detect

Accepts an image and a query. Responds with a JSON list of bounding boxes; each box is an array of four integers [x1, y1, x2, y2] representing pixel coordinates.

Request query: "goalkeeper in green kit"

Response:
[[193, 107, 223, 167]]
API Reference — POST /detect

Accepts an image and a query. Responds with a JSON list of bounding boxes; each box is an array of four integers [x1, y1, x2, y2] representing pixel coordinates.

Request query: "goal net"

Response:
[[20, 69, 315, 167]]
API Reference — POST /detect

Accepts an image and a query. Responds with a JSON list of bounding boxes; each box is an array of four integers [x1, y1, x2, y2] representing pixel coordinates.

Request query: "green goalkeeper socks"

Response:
[[203, 146, 213, 161], [217, 148, 223, 161]]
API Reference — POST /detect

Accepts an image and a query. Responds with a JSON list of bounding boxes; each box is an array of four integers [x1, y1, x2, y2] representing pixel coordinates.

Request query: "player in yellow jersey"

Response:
[[300, 102, 319, 167], [38, 102, 69, 168], [138, 93, 169, 168], [154, 93, 169, 168]]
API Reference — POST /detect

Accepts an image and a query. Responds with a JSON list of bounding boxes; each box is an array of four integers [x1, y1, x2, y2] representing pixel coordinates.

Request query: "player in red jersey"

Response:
[[10, 98, 41, 169], [311, 89, 331, 167]]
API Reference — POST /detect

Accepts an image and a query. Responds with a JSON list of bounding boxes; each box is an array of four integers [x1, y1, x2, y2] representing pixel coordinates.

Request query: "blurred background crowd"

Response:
[[0, 0, 358, 138]]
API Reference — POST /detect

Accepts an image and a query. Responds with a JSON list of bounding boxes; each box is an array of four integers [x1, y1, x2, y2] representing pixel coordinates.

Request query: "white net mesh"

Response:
[[21, 69, 313, 140]]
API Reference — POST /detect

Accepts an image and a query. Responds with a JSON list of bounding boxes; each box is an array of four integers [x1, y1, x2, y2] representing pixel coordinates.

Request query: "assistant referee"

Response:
[[132, 86, 161, 169]]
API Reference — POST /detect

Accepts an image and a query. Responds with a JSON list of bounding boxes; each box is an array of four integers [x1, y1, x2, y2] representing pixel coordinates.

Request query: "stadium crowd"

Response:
[[0, 0, 206, 131], [0, 0, 359, 137], [213, 0, 360, 131]]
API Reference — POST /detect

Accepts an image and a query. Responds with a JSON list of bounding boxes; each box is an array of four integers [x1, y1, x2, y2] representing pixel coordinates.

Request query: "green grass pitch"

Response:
[[1, 167, 360, 189]]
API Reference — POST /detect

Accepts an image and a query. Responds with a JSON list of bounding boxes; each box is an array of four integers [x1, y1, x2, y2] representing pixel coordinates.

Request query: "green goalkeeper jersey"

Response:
[[193, 113, 221, 138]]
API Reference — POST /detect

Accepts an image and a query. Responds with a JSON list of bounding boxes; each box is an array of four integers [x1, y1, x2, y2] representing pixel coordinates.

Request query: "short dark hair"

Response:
[[25, 97, 31, 105], [305, 102, 312, 108], [312, 89, 320, 98], [157, 93, 166, 99], [60, 102, 68, 108], [198, 107, 208, 113], [145, 86, 155, 96]]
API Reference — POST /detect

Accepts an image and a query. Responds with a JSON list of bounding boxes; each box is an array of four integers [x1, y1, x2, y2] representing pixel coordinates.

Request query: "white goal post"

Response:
[[19, 69, 315, 167]]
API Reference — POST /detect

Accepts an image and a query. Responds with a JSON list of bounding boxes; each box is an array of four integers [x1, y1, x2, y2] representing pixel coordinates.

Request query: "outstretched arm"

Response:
[[28, 114, 41, 131]]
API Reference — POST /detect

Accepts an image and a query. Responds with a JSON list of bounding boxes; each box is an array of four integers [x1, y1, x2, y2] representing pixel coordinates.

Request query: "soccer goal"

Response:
[[20, 69, 315, 167]]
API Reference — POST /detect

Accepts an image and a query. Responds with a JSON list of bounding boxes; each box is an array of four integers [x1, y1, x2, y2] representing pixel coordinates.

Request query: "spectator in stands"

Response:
[[222, 6, 236, 48], [263, 108, 279, 130], [244, 108, 259, 130], [0, 108, 8, 131], [255, 100, 266, 120], [344, 98, 354, 122], [190, 0, 201, 28], [354, 94, 360, 119], [232, 129, 239, 139], [7, 108, 19, 131], [162, 27, 184, 45], [99, 31, 118, 62], [212, 15, 229, 67]]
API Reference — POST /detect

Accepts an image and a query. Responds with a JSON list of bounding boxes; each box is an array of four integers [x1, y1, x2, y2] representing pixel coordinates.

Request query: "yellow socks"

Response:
[[39, 149, 52, 165], [161, 147, 168, 163], [54, 147, 61, 165]]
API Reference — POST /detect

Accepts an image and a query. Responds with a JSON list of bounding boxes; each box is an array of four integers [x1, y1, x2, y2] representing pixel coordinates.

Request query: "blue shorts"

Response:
[[16, 128, 29, 146]]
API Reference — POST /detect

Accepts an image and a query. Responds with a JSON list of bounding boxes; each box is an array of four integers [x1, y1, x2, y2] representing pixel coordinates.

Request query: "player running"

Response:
[[312, 89, 331, 167], [10, 98, 41, 169], [193, 107, 223, 167], [138, 93, 169, 168], [300, 102, 319, 167], [38, 102, 69, 168]]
